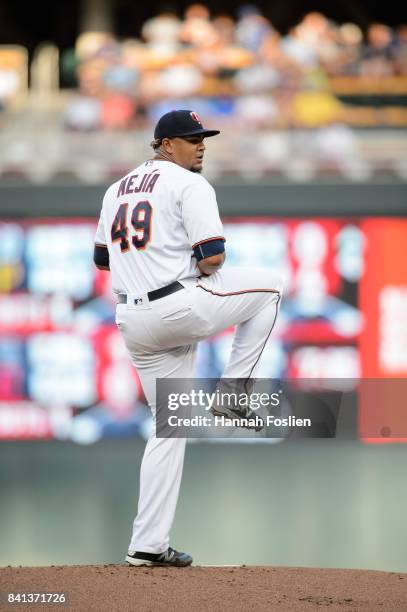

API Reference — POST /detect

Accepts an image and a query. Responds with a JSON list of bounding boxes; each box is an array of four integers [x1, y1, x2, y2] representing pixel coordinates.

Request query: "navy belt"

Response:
[[117, 281, 184, 304]]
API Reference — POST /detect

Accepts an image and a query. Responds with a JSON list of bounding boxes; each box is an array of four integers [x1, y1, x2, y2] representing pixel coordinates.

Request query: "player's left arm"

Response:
[[94, 212, 110, 271], [94, 243, 110, 271]]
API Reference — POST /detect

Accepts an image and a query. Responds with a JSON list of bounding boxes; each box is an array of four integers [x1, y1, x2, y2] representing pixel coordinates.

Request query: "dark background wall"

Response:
[[2, 438, 407, 569], [0, 179, 406, 218]]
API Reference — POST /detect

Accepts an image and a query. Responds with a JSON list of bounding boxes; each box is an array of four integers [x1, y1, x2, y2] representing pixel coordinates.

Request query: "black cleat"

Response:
[[126, 547, 193, 567]]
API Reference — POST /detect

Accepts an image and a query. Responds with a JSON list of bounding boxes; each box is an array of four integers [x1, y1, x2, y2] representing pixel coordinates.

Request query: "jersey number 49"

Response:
[[111, 201, 152, 252]]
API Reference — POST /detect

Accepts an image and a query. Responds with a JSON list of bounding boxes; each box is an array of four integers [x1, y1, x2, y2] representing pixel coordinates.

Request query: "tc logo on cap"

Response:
[[190, 112, 202, 124]]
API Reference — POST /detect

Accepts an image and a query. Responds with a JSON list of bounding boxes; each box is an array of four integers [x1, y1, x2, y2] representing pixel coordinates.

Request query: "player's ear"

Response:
[[161, 138, 173, 153]]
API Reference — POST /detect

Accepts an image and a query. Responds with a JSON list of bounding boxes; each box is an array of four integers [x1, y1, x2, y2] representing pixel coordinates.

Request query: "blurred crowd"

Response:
[[60, 4, 407, 131]]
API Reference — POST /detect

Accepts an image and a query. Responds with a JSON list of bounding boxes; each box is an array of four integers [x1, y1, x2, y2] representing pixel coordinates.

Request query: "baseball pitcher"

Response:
[[94, 110, 283, 567]]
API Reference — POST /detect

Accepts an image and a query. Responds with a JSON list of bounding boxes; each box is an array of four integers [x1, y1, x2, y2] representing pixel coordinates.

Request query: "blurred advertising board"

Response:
[[0, 217, 406, 443], [359, 219, 407, 442]]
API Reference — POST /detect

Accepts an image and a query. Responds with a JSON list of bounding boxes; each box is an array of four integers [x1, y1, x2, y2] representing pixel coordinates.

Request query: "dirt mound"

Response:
[[1, 565, 406, 611]]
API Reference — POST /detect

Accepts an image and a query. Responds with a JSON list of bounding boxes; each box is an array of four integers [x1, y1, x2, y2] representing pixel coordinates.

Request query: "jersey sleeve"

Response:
[[181, 177, 225, 249], [94, 213, 107, 247]]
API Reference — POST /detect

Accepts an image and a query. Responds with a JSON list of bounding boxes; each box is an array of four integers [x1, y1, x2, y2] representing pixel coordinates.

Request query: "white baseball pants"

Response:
[[116, 267, 282, 554]]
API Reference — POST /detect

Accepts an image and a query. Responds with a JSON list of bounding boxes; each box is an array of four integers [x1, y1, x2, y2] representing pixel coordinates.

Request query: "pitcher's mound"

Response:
[[1, 565, 406, 611]]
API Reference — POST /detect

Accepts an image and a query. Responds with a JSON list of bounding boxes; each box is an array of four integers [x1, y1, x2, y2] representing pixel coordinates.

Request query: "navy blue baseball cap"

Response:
[[154, 110, 220, 140]]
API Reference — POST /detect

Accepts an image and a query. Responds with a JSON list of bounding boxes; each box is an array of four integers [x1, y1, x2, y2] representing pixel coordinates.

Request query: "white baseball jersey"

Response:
[[95, 159, 224, 294]]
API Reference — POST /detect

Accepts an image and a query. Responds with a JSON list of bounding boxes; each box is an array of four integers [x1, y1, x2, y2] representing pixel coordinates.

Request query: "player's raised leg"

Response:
[[194, 267, 283, 428], [196, 267, 283, 378]]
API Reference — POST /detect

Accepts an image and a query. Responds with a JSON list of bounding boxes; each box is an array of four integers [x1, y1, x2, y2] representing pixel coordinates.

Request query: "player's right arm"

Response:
[[181, 176, 226, 276], [197, 252, 225, 276]]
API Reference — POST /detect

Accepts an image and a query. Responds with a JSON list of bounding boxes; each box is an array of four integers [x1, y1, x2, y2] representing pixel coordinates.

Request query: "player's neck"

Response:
[[153, 151, 174, 164]]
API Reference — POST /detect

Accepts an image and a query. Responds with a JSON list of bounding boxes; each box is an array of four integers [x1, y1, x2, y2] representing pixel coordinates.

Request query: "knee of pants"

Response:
[[255, 268, 284, 296], [274, 275, 284, 297]]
